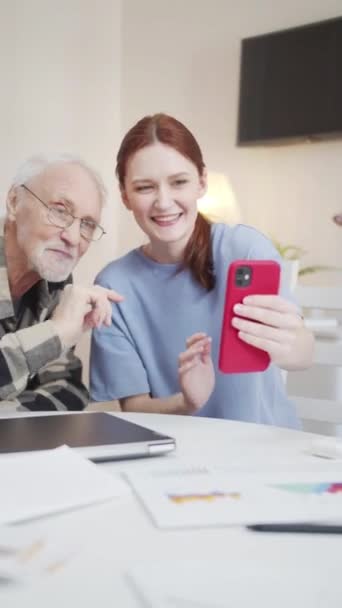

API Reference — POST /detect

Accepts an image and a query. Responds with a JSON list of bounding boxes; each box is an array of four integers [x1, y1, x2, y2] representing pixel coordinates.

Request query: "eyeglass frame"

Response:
[[19, 184, 106, 242]]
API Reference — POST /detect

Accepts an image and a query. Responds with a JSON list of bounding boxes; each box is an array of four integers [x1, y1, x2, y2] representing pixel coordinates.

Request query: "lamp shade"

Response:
[[197, 172, 241, 224]]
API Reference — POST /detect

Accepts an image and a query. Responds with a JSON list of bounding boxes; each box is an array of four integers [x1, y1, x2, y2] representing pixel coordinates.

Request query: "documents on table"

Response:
[[128, 558, 341, 608], [0, 524, 80, 585], [125, 468, 342, 529], [0, 445, 128, 525]]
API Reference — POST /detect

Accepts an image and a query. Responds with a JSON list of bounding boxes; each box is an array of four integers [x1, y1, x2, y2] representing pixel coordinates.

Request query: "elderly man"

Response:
[[1, 155, 122, 412]]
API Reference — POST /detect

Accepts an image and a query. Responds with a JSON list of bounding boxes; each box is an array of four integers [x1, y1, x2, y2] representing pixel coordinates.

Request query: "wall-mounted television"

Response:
[[237, 17, 342, 145]]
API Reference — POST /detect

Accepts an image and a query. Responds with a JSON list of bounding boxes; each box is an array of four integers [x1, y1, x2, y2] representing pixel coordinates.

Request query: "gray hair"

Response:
[[11, 154, 107, 207]]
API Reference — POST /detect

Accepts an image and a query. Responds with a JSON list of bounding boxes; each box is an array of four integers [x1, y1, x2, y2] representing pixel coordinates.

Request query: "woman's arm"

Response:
[[120, 333, 215, 414], [120, 392, 190, 414]]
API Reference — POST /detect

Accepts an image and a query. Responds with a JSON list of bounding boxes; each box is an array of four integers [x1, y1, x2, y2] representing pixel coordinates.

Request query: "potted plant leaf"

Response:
[[271, 238, 340, 288]]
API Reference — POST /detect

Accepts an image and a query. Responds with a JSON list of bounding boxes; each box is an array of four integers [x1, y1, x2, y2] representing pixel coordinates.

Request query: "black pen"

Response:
[[247, 523, 342, 534]]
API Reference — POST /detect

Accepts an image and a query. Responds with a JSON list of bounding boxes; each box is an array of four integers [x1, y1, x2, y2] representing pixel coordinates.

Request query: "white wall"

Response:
[[0, 0, 122, 276], [0, 0, 122, 382], [121, 0, 342, 285]]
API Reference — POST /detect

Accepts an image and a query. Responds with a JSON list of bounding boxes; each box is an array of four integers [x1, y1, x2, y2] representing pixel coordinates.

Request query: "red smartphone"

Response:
[[218, 260, 280, 373]]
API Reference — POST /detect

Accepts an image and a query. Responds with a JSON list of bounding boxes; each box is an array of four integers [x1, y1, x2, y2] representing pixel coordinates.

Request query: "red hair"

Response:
[[116, 113, 215, 291]]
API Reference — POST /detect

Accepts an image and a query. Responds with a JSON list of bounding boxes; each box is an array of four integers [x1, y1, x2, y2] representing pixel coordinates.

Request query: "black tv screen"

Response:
[[237, 17, 342, 145]]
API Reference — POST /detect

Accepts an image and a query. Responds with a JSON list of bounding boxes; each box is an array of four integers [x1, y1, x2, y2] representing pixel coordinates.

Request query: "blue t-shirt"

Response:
[[90, 223, 299, 428]]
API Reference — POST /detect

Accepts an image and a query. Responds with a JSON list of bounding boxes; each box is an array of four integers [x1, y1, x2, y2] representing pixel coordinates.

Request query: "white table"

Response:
[[2, 413, 342, 607]]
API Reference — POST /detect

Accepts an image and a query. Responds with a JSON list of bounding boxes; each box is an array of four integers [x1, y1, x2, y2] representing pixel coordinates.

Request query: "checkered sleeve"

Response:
[[0, 320, 88, 412]]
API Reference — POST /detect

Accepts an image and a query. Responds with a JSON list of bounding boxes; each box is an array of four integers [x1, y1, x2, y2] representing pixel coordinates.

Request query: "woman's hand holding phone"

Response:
[[178, 333, 215, 413], [231, 294, 304, 367], [218, 259, 311, 373]]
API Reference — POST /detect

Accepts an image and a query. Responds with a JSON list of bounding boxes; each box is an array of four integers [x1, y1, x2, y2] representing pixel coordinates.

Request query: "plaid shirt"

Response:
[[0, 225, 89, 413]]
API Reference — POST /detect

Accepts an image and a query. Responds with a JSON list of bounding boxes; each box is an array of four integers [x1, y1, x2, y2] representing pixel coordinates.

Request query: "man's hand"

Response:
[[178, 333, 215, 414], [51, 285, 123, 349]]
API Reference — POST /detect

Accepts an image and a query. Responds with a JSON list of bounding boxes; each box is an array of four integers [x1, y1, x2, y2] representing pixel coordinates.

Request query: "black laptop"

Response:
[[0, 412, 176, 462]]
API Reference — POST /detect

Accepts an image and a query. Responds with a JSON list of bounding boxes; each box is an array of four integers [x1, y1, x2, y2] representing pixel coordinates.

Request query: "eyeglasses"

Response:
[[20, 184, 106, 242]]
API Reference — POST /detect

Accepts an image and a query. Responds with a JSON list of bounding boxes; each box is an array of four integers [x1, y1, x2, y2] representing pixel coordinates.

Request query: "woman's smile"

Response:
[[151, 213, 183, 226]]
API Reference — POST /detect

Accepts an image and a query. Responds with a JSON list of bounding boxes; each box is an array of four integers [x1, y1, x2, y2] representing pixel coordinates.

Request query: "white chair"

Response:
[[287, 286, 342, 436]]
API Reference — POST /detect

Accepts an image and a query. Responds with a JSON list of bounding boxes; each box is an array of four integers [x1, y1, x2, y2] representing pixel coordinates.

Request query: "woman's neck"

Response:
[[142, 242, 185, 264]]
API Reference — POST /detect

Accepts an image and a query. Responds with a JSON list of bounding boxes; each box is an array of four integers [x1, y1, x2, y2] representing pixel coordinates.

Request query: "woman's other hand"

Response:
[[178, 333, 215, 413]]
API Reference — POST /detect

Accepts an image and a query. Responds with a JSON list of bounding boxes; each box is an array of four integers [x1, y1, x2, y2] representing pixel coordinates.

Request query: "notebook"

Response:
[[0, 412, 176, 462]]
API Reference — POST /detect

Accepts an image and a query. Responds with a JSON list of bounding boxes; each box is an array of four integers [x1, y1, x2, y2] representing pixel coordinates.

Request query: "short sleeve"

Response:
[[217, 224, 299, 307], [244, 227, 299, 305], [89, 304, 150, 402]]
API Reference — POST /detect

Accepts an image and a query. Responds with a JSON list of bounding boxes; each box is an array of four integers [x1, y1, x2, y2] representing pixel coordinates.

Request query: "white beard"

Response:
[[29, 242, 77, 282]]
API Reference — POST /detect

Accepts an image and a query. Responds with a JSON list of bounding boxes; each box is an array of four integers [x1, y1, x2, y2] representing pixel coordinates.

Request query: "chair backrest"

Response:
[[295, 286, 342, 311], [287, 286, 342, 436]]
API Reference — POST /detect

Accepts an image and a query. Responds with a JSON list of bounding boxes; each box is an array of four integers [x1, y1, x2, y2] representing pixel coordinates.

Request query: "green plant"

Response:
[[271, 238, 340, 277], [272, 241, 306, 261]]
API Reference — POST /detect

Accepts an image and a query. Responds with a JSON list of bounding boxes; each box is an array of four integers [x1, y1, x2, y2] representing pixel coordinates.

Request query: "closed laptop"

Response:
[[0, 412, 176, 462]]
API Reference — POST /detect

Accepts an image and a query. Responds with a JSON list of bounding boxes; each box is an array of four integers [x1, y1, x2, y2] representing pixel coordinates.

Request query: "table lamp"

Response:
[[197, 172, 241, 225]]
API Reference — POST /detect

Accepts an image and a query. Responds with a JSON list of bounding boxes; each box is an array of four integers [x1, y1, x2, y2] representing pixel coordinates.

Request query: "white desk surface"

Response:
[[2, 412, 342, 607]]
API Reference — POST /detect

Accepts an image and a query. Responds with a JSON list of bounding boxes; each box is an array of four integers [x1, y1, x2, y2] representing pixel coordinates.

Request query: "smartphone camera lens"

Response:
[[235, 265, 252, 287]]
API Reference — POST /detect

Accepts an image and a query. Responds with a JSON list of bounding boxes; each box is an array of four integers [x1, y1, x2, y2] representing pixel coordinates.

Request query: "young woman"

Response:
[[90, 114, 314, 428]]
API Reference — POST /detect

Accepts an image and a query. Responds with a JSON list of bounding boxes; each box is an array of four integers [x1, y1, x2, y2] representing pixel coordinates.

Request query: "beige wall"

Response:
[[121, 0, 342, 285], [0, 0, 122, 278], [0, 0, 122, 383]]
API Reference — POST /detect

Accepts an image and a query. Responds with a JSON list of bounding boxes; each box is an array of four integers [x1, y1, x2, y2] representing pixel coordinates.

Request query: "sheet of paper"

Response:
[[125, 469, 342, 529], [128, 559, 341, 608], [0, 525, 80, 585], [0, 445, 128, 525]]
